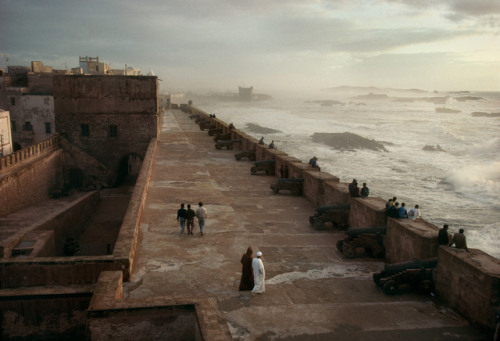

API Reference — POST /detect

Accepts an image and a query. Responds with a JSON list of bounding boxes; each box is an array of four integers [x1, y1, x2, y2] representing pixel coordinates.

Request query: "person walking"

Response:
[[251, 251, 265, 295], [185, 204, 196, 235], [239, 246, 254, 291], [176, 203, 187, 235], [196, 202, 207, 236]]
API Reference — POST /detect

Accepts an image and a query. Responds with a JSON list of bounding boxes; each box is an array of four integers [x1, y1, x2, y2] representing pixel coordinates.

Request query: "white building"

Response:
[[0, 109, 13, 156]]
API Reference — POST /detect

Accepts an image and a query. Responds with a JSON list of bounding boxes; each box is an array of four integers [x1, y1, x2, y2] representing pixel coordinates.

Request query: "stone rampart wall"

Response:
[[434, 247, 500, 329], [0, 140, 63, 217], [186, 105, 500, 330]]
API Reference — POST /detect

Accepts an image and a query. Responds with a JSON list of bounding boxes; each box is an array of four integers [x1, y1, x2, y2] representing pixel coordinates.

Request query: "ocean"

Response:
[[192, 87, 500, 259]]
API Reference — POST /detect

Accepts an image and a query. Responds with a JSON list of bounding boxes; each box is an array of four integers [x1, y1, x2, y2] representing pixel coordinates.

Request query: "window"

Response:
[[45, 122, 51, 134], [22, 121, 33, 131], [10, 97, 15, 106], [81, 124, 89, 137], [11, 121, 16, 132], [109, 125, 117, 138]]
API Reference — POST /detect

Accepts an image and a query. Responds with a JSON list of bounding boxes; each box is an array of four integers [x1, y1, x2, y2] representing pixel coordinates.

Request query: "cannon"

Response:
[[270, 178, 304, 196], [373, 258, 438, 295], [214, 132, 232, 142], [195, 117, 208, 124], [251, 160, 275, 175], [336, 227, 386, 258], [189, 114, 201, 119], [199, 121, 215, 131], [234, 150, 256, 161], [309, 204, 350, 230], [208, 127, 223, 136], [215, 139, 241, 150]]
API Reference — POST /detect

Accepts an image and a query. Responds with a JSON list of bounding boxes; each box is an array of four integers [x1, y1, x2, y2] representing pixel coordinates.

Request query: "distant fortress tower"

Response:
[[238, 86, 253, 101]]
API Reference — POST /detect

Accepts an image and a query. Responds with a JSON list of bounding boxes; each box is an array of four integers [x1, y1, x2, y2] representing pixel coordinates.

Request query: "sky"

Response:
[[0, 0, 499, 94]]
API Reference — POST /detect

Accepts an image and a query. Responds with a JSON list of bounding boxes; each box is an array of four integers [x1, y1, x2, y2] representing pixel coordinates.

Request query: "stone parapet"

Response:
[[384, 217, 439, 263], [434, 247, 500, 329], [303, 171, 340, 207], [0, 135, 59, 173], [324, 182, 350, 205]]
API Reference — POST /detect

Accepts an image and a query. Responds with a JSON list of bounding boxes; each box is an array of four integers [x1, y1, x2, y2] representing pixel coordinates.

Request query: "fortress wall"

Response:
[[0, 290, 92, 339], [324, 182, 350, 205], [384, 217, 440, 263], [54, 75, 158, 176], [0, 148, 63, 217], [112, 138, 157, 281], [348, 197, 387, 229], [303, 172, 340, 207], [0, 257, 128, 288], [435, 247, 500, 329], [186, 106, 500, 329]]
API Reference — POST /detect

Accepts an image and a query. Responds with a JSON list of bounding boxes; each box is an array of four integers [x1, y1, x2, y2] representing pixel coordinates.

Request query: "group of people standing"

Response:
[[176, 202, 207, 236], [239, 246, 266, 295]]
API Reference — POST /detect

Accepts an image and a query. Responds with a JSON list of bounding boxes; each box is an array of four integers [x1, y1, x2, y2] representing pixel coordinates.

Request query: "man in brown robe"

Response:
[[239, 247, 254, 291]]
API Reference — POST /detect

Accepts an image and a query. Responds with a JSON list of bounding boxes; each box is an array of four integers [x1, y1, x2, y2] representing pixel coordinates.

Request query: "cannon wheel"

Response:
[[251, 167, 257, 174], [341, 242, 356, 258], [336, 240, 344, 251], [417, 279, 433, 294], [313, 220, 324, 230], [383, 280, 398, 295]]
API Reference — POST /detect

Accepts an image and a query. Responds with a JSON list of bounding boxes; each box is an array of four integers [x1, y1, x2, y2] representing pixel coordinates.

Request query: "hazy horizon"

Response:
[[1, 0, 499, 93]]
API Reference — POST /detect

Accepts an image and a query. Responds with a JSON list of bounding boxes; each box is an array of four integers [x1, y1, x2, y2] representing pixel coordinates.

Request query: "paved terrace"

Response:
[[124, 109, 487, 340]]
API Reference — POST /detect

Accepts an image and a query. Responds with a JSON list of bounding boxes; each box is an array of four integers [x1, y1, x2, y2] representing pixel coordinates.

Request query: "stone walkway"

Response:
[[124, 109, 487, 340]]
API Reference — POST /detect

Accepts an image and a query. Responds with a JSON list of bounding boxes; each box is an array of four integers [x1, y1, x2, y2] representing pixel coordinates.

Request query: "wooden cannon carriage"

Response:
[[234, 150, 256, 161], [270, 178, 304, 196], [250, 160, 275, 175], [199, 121, 215, 131], [309, 204, 350, 230], [336, 226, 386, 258], [208, 127, 223, 136], [215, 139, 242, 150], [373, 258, 437, 295]]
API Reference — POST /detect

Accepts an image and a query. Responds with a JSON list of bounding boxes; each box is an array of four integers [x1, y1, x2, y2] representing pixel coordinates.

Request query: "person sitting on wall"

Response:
[[438, 224, 450, 245], [407, 204, 421, 220], [259, 137, 264, 145], [449, 228, 469, 252], [397, 202, 407, 218], [348, 179, 360, 197], [229, 122, 235, 130], [360, 183, 369, 197], [269, 140, 275, 149], [308, 156, 321, 171], [387, 202, 398, 218]]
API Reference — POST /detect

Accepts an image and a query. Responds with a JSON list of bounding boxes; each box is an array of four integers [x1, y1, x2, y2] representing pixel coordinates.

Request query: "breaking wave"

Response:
[[244, 123, 283, 134]]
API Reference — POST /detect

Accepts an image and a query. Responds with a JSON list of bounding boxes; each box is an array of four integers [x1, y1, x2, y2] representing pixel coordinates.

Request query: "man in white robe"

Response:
[[251, 251, 265, 294]]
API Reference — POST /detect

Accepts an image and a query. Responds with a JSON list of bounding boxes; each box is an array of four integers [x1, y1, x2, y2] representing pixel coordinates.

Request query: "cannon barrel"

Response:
[[383, 258, 438, 275], [346, 226, 386, 237], [254, 160, 275, 165]]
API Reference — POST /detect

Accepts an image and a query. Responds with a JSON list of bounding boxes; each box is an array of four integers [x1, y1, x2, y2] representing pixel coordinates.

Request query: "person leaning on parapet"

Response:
[[239, 246, 254, 291], [407, 204, 421, 220], [348, 179, 360, 197], [251, 251, 265, 296], [308, 156, 321, 171], [185, 204, 196, 235], [360, 183, 369, 197], [398, 202, 407, 218], [259, 137, 264, 145], [438, 224, 450, 245], [176, 203, 187, 236], [196, 202, 208, 236], [449, 228, 469, 252]]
